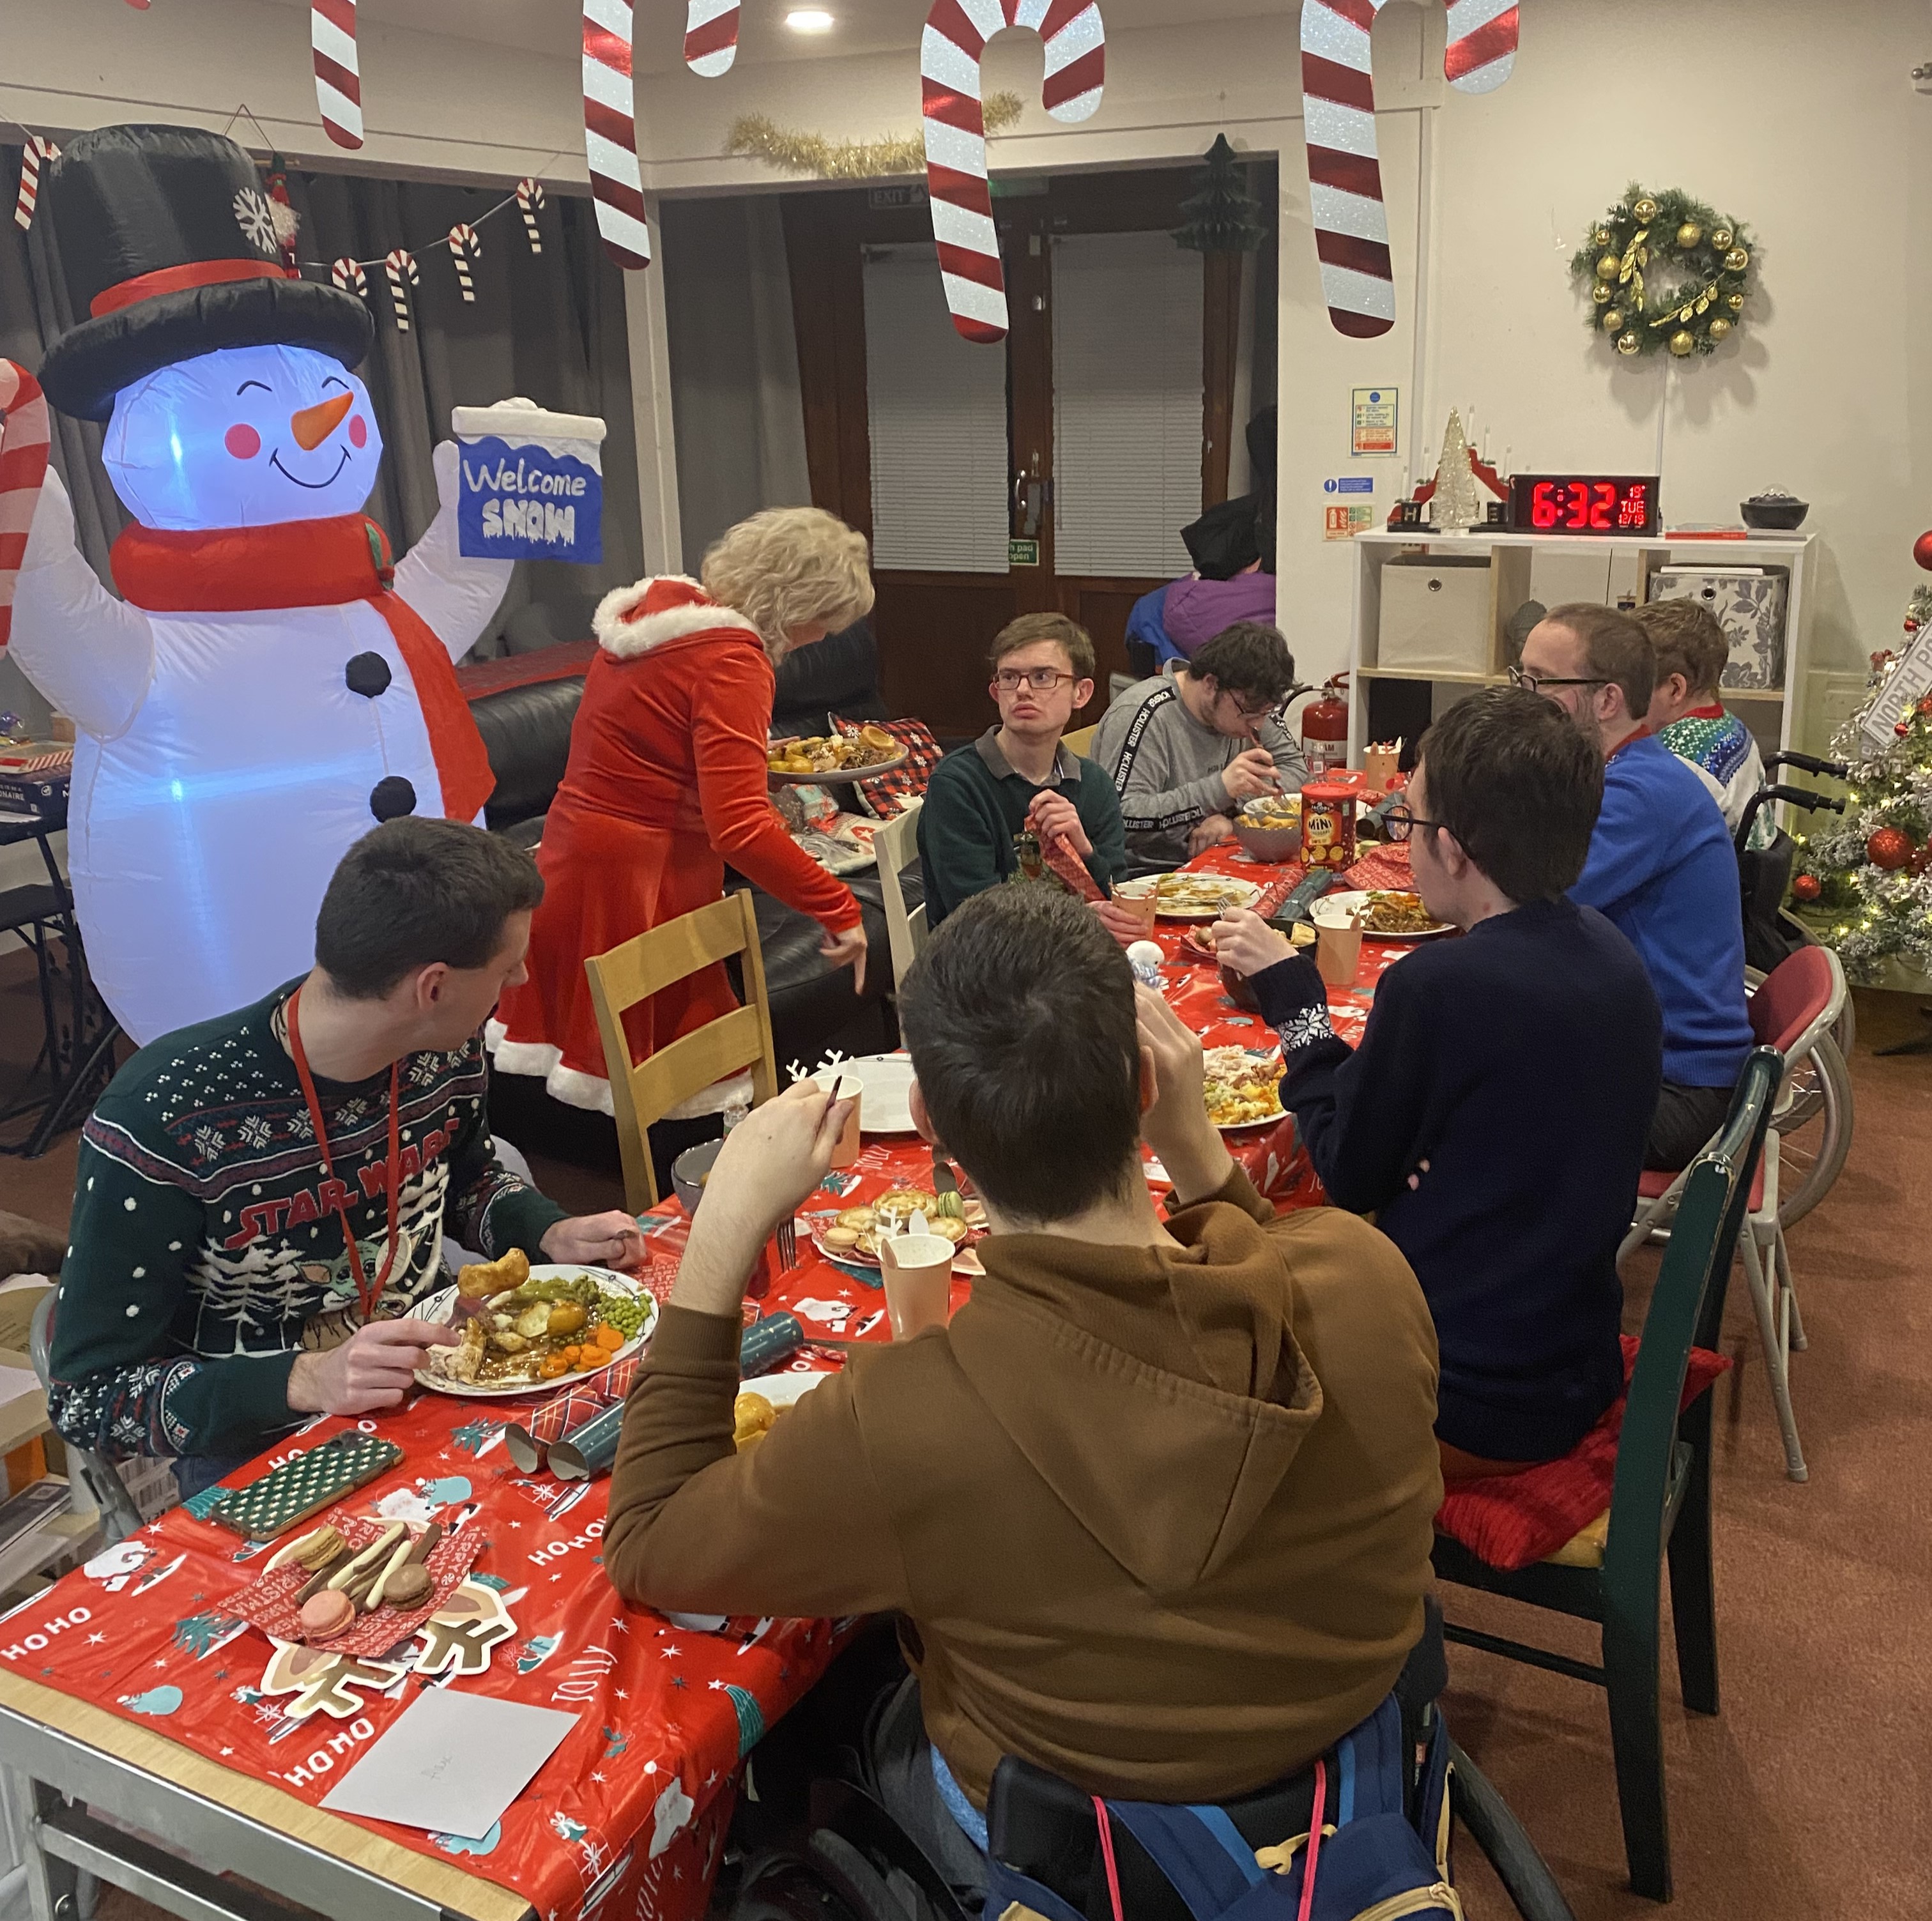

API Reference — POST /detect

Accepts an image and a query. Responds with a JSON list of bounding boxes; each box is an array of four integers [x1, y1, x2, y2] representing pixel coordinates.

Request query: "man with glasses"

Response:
[[1211, 689, 1660, 1475], [1093, 621, 1308, 872], [917, 613, 1133, 932], [1516, 603, 1752, 1167]]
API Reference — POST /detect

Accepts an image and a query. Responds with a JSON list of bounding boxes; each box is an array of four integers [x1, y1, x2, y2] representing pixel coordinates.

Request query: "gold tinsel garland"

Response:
[[724, 95, 1023, 180]]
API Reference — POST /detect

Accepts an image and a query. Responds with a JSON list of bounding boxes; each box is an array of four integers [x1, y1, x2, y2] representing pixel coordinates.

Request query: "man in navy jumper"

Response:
[[1213, 690, 1661, 1473], [1517, 604, 1753, 1167]]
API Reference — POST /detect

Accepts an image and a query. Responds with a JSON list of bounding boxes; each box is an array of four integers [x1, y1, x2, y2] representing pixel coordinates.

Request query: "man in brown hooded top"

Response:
[[603, 884, 1441, 1860]]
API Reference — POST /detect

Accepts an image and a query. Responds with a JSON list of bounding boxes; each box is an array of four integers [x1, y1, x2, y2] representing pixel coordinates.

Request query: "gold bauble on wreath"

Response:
[[1707, 317, 1732, 341], [1727, 291, 1745, 312], [1668, 329, 1696, 357], [1616, 331, 1641, 356], [1724, 245, 1751, 272], [1597, 252, 1621, 279], [1632, 195, 1660, 220], [1676, 221, 1703, 248], [1602, 308, 1625, 332], [1711, 226, 1734, 251], [1594, 225, 1613, 246], [1571, 186, 1755, 362], [1593, 282, 1613, 303]]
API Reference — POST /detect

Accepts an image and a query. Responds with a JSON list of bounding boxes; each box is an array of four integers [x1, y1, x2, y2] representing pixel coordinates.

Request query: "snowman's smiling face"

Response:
[[104, 342, 385, 531]]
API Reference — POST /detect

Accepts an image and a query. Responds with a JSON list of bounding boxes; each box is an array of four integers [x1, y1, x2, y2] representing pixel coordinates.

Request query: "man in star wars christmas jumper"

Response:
[[5, 125, 514, 1045], [48, 819, 647, 1501]]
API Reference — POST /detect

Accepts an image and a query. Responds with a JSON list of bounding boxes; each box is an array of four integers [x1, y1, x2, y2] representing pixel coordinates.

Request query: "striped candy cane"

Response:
[[329, 257, 368, 300], [684, 0, 739, 77], [582, 0, 650, 271], [1301, 0, 1519, 338], [921, 0, 1108, 344], [447, 224, 482, 303], [516, 178, 545, 254], [0, 362, 52, 655], [385, 249, 418, 332], [13, 137, 59, 234], [312, 0, 363, 150]]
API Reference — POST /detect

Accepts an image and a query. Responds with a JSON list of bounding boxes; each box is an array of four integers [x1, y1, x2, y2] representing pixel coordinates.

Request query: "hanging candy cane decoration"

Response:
[[1301, 0, 1519, 337], [0, 362, 52, 655], [13, 137, 59, 234], [447, 224, 482, 303], [384, 249, 419, 332], [921, 0, 1107, 344], [581, 0, 650, 270], [312, 0, 363, 149], [329, 257, 368, 300], [516, 178, 545, 254], [684, 0, 739, 77]]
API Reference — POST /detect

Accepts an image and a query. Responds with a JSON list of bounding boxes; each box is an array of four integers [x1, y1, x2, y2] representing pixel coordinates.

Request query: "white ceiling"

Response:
[[270, 0, 1296, 72]]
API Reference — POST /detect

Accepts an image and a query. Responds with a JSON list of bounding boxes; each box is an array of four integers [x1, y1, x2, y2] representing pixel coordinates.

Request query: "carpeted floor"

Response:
[[4, 949, 1927, 1920]]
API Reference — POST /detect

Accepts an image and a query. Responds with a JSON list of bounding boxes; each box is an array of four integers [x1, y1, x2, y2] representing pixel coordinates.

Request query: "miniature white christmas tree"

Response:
[[1431, 408, 1482, 531]]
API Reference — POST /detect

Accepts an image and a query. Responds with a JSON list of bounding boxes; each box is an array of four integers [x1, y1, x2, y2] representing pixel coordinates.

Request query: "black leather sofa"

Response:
[[468, 620, 916, 1175]]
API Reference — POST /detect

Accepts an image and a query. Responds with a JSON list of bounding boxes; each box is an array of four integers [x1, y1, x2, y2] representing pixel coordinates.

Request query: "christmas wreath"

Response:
[[1569, 185, 1755, 361]]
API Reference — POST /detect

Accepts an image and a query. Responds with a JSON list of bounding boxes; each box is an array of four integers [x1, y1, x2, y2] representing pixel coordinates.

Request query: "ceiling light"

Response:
[[786, 9, 836, 31]]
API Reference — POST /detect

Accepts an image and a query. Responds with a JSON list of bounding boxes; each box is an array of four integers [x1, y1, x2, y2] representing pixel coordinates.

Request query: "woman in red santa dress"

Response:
[[490, 509, 873, 1145]]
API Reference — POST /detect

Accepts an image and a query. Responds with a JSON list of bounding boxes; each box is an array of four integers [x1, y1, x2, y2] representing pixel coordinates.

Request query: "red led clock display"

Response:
[[1508, 474, 1660, 537]]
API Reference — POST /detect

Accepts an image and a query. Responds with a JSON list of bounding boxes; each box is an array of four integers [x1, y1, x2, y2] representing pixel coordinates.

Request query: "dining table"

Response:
[[0, 832, 1422, 1921]]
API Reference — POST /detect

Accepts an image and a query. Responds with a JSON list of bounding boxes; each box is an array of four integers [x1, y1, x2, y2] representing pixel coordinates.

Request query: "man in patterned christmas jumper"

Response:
[[48, 818, 646, 1499], [1635, 595, 1770, 846]]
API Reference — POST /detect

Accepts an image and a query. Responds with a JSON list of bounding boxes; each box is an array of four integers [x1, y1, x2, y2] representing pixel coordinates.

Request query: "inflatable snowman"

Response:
[[6, 125, 512, 1044]]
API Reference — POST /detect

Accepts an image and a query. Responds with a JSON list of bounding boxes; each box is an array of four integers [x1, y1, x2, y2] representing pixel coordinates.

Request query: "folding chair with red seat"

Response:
[[1618, 944, 1846, 1481]]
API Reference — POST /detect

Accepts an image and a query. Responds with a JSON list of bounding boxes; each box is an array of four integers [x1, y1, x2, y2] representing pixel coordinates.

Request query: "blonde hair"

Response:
[[700, 508, 875, 659]]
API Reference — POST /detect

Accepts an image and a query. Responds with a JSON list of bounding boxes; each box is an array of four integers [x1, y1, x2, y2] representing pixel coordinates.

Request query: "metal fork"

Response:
[[777, 1217, 798, 1271]]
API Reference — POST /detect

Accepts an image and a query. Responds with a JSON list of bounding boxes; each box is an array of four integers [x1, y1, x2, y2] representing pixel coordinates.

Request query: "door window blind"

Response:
[[862, 244, 1010, 574], [1050, 232, 1202, 579]]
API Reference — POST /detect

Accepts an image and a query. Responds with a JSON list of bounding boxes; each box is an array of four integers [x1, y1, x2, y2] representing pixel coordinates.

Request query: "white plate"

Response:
[[413, 1266, 657, 1398], [767, 749, 909, 786], [1309, 889, 1454, 940], [741, 1371, 834, 1407], [832, 1053, 920, 1133], [1149, 875, 1264, 922]]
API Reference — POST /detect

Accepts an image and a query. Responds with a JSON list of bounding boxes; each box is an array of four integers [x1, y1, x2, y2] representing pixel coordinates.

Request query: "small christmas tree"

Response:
[[1173, 135, 1268, 254], [1793, 594, 1932, 981], [1430, 409, 1482, 530]]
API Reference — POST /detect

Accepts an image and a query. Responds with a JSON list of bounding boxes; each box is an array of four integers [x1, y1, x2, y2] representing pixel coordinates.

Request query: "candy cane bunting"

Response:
[[582, 0, 650, 270], [447, 224, 482, 303], [516, 178, 545, 254], [384, 249, 419, 332], [329, 257, 368, 301], [312, 0, 363, 149], [0, 362, 52, 654], [13, 137, 59, 234], [921, 0, 1107, 344], [684, 0, 739, 76], [1301, 0, 1519, 338]]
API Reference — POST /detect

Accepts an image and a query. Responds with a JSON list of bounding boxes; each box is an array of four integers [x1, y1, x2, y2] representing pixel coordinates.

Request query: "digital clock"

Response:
[[1508, 474, 1660, 537]]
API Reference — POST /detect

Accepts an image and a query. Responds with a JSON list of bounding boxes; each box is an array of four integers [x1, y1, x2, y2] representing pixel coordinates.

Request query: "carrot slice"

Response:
[[594, 1324, 624, 1351]]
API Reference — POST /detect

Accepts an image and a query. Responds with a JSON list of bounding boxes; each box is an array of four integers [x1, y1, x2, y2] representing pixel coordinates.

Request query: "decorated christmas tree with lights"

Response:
[[1793, 585, 1932, 981]]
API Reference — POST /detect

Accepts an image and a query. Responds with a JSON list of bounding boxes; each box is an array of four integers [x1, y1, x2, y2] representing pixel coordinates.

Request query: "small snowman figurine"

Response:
[[6, 125, 513, 1044]]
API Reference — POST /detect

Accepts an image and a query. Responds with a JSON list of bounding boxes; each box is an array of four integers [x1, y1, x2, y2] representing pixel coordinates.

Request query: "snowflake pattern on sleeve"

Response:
[[1274, 1004, 1337, 1055]]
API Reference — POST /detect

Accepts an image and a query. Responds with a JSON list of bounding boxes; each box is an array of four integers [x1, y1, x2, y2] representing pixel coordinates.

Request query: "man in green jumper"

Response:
[[917, 613, 1137, 934], [47, 819, 645, 1500]]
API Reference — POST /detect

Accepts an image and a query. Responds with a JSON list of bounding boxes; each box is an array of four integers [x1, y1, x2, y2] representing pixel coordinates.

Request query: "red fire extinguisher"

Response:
[[1301, 673, 1350, 776]]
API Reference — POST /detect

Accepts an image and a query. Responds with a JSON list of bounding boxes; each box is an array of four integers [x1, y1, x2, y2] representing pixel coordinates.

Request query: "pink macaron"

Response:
[[298, 1589, 356, 1641]]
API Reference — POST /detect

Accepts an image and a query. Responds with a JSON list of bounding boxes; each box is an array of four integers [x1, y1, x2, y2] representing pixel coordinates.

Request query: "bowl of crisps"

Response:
[[1231, 793, 1303, 863]]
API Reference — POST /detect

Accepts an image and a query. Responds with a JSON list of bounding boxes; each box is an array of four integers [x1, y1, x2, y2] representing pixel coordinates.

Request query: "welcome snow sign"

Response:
[[452, 399, 606, 564]]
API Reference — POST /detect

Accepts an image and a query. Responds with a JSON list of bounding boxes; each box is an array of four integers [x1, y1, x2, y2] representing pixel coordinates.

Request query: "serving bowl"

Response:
[[1740, 494, 1809, 531], [671, 1137, 724, 1216], [1230, 796, 1303, 862]]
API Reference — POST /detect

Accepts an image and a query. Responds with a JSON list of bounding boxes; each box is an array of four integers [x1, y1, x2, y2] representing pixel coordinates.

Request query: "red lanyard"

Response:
[[286, 983, 402, 1324]]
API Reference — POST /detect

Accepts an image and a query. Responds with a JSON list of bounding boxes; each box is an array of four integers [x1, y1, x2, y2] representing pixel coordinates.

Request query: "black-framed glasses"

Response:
[[993, 668, 1078, 693], [1507, 663, 1609, 696], [1381, 804, 1448, 844]]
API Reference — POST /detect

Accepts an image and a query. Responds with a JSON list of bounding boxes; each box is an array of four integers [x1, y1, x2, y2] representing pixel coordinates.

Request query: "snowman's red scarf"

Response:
[[110, 515, 495, 822]]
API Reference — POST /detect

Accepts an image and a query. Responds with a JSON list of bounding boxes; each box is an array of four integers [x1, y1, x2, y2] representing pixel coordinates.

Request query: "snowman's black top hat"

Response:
[[36, 125, 374, 423]]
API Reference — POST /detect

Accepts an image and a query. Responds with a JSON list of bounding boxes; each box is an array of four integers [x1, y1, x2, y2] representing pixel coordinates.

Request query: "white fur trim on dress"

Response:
[[486, 1021, 753, 1121], [592, 576, 762, 659]]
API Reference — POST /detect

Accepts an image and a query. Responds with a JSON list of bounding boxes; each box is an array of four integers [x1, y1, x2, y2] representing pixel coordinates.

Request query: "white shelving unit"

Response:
[[1347, 528, 1819, 765]]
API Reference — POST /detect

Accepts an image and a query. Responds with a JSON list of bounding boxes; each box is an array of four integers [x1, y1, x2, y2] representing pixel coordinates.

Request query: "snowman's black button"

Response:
[[369, 776, 417, 822], [345, 652, 392, 698]]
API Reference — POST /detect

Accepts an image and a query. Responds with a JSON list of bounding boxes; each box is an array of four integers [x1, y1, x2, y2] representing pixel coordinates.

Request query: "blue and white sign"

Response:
[[452, 401, 606, 565], [1322, 475, 1374, 495]]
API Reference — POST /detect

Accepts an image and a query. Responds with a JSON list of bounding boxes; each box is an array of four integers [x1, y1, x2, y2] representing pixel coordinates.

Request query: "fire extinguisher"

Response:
[[1300, 673, 1350, 776]]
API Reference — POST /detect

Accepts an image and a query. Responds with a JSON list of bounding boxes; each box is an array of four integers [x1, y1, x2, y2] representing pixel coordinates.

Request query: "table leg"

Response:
[[6, 1773, 82, 1921]]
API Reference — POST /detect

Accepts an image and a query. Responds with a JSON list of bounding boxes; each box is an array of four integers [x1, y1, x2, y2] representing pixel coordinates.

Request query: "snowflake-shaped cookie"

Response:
[[233, 187, 279, 256]]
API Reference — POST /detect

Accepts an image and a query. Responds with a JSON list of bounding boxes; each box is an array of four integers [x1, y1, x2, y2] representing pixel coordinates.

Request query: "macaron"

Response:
[[299, 1589, 356, 1641], [382, 1564, 433, 1609]]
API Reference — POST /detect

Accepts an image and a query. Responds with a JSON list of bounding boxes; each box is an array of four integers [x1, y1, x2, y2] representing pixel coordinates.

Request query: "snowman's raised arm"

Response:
[[8, 468, 155, 739], [390, 440, 514, 663]]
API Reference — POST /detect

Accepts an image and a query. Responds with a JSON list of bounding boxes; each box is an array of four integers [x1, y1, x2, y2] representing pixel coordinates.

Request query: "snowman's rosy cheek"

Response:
[[349, 415, 369, 448], [224, 424, 263, 459]]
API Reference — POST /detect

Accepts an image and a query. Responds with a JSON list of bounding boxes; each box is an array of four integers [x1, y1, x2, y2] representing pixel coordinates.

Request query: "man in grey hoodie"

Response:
[[1094, 622, 1308, 871]]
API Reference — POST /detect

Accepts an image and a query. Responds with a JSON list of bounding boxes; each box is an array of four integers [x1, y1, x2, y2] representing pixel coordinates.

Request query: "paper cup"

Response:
[[877, 1233, 954, 1340], [1316, 921, 1364, 988], [829, 1099, 861, 1170], [1363, 744, 1400, 790], [1112, 882, 1158, 935]]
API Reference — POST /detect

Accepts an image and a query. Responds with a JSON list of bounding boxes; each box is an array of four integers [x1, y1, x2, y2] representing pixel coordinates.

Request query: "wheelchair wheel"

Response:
[[1772, 1031, 1853, 1230]]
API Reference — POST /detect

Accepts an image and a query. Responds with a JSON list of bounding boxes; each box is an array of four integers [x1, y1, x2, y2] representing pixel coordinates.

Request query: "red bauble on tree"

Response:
[[1867, 825, 1915, 870], [1915, 530, 1932, 571], [1912, 845, 1932, 879], [1791, 872, 1822, 903]]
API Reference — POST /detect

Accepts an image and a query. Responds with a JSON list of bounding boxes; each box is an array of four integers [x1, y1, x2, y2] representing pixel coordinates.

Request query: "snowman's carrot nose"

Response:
[[291, 391, 355, 450]]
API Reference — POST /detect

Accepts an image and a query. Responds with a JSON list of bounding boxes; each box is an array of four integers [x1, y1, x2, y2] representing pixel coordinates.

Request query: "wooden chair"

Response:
[[873, 799, 928, 993], [1432, 1048, 1781, 1902], [1061, 724, 1098, 758], [583, 890, 779, 1214]]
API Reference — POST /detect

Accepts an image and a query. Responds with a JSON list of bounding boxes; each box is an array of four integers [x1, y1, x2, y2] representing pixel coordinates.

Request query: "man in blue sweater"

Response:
[[1516, 604, 1754, 1167], [1213, 689, 1661, 1472]]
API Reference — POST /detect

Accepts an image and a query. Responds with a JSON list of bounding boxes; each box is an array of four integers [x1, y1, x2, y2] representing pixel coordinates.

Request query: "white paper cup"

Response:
[[877, 1233, 954, 1340]]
